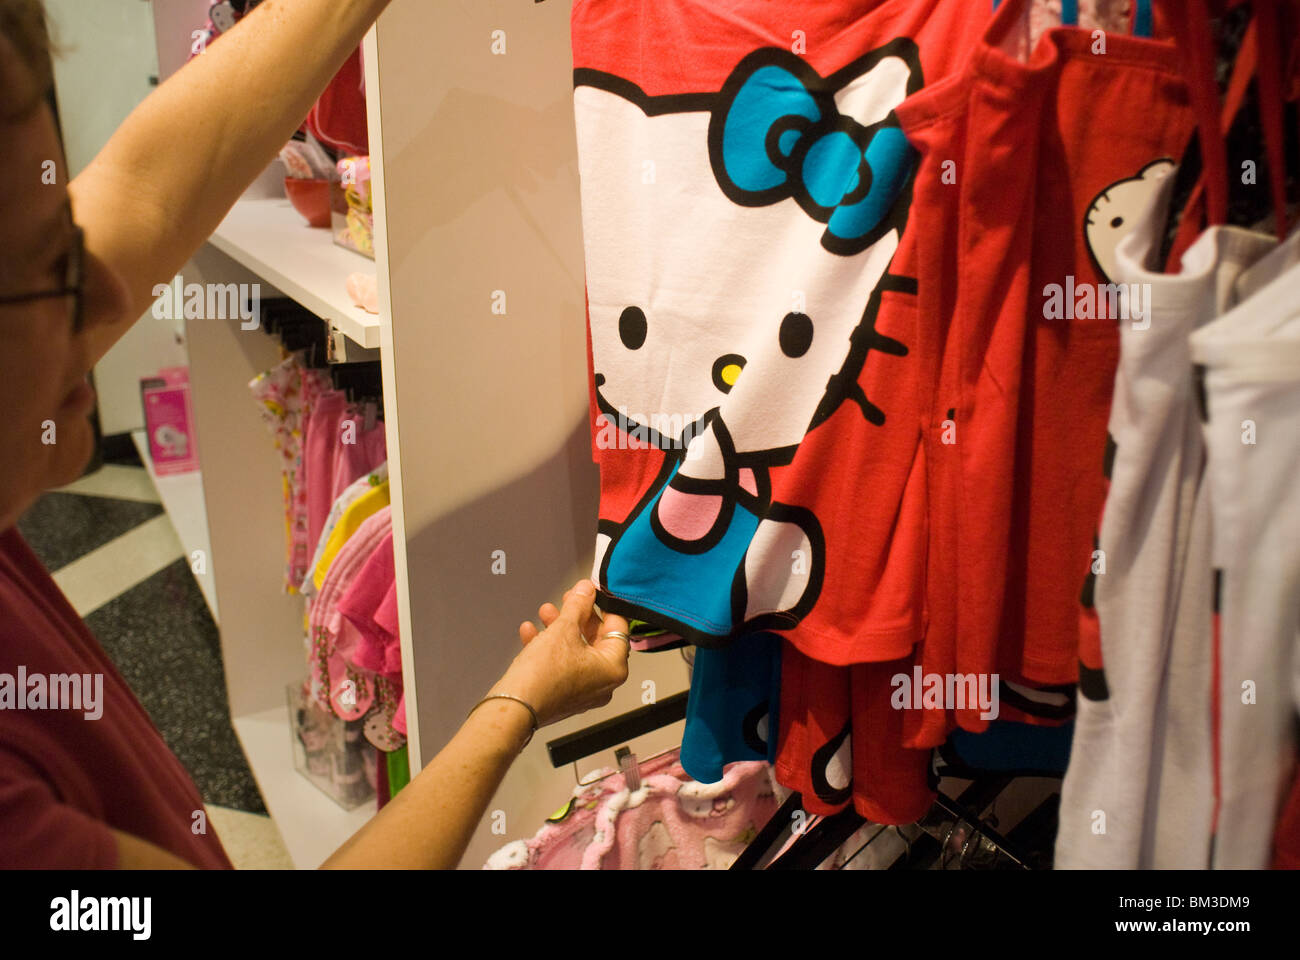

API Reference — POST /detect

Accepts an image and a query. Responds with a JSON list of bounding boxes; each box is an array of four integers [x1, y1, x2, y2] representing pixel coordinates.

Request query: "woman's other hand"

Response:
[[493, 579, 631, 727]]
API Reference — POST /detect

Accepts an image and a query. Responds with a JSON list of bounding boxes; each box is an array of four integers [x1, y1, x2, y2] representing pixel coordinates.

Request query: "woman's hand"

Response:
[[490, 579, 631, 727], [328, 581, 630, 869]]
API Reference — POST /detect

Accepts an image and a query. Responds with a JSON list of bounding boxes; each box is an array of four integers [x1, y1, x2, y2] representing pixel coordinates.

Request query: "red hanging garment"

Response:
[[893, 0, 1194, 747], [305, 45, 369, 156]]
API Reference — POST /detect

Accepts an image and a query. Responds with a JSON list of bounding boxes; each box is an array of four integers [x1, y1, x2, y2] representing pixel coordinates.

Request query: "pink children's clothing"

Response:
[[301, 463, 388, 596], [370, 577, 404, 736], [249, 354, 332, 592], [337, 530, 407, 737], [338, 533, 397, 671], [484, 753, 778, 870], [629, 631, 687, 653], [330, 406, 387, 506], [304, 391, 388, 560], [303, 391, 347, 558], [308, 506, 392, 718]]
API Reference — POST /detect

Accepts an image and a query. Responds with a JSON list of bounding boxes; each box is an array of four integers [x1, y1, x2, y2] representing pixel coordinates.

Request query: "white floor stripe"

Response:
[[205, 805, 294, 870], [51, 513, 185, 617], [56, 464, 161, 504]]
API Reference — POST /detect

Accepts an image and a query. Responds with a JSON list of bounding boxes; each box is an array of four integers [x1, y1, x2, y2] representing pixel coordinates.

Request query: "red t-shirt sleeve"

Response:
[[0, 747, 117, 869]]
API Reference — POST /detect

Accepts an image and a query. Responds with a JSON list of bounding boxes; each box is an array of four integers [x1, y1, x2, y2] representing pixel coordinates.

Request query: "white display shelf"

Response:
[[232, 706, 374, 869], [132, 429, 219, 624], [209, 197, 381, 350]]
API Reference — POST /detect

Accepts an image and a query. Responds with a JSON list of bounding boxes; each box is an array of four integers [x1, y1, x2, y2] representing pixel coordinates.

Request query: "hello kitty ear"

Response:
[[1137, 158, 1177, 181]]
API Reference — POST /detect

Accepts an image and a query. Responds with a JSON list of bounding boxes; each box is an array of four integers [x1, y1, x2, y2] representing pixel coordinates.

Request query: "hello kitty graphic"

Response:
[[576, 41, 922, 643], [153, 423, 189, 458], [637, 821, 675, 870], [1084, 158, 1176, 283]]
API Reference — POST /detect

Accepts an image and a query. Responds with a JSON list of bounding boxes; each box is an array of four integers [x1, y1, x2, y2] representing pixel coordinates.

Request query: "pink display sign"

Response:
[[140, 369, 199, 476]]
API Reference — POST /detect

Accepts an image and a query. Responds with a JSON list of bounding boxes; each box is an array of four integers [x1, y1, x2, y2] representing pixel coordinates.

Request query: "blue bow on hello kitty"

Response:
[[710, 48, 917, 255]]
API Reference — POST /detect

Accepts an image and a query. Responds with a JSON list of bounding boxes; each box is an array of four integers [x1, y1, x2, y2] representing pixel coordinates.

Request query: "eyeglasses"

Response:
[[0, 225, 85, 334]]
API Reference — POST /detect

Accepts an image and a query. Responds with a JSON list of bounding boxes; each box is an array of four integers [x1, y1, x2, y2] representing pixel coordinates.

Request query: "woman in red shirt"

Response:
[[0, 0, 631, 869]]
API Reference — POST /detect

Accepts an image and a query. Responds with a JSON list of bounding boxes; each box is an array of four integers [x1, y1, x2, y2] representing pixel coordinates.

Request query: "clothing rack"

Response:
[[929, 785, 1034, 869], [328, 362, 384, 405], [257, 298, 331, 365], [732, 779, 1040, 871], [544, 691, 688, 768], [546, 679, 1058, 868], [730, 743, 1059, 870], [254, 297, 384, 405], [545, 681, 1052, 868]]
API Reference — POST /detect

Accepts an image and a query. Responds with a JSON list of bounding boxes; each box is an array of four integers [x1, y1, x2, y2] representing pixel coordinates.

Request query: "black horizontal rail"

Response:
[[545, 691, 688, 767]]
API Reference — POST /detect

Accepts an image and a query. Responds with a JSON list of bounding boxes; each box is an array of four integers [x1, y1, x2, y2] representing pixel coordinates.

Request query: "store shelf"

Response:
[[209, 197, 381, 350], [132, 430, 219, 624], [232, 706, 374, 869]]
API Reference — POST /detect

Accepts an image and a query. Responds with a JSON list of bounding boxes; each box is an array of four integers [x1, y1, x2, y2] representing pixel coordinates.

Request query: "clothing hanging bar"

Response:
[[544, 691, 688, 768]]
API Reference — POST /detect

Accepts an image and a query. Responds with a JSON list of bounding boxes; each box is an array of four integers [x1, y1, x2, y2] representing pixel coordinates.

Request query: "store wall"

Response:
[[44, 0, 159, 178], [45, 0, 189, 436], [151, 0, 214, 83]]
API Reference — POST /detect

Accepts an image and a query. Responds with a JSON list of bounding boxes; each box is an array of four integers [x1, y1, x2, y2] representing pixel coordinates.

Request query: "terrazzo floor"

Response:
[[17, 460, 293, 869]]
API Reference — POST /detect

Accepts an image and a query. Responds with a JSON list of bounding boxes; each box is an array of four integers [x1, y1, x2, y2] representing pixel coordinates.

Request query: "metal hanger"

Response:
[[836, 823, 889, 870], [572, 742, 681, 789]]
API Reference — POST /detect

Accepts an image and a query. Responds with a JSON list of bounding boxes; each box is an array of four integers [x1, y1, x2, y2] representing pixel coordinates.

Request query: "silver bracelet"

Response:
[[468, 694, 539, 749]]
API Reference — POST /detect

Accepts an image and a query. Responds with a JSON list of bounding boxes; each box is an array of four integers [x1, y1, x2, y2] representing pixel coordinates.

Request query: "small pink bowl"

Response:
[[284, 177, 332, 228]]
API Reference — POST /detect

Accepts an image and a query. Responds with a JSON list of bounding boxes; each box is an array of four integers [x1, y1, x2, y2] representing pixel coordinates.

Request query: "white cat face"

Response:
[[637, 820, 675, 870], [575, 53, 912, 460], [1085, 159, 1176, 283]]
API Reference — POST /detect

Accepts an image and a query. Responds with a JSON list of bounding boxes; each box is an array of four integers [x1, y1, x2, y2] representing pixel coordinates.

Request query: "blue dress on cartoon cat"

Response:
[[604, 462, 761, 637]]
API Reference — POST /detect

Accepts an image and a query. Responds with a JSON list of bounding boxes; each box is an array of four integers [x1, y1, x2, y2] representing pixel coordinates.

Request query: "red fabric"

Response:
[[1163, 9, 1261, 270], [1167, 0, 1231, 226], [1251, 3, 1291, 240], [775, 643, 854, 816], [1076, 450, 1109, 687], [893, 0, 1193, 746], [0, 528, 232, 868], [305, 46, 368, 155], [775, 644, 936, 824], [579, 0, 1189, 819], [1273, 759, 1300, 869]]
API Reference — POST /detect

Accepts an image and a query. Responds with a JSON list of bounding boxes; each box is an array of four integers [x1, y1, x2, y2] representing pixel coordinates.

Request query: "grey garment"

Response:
[[1055, 172, 1275, 869], [1190, 230, 1300, 868]]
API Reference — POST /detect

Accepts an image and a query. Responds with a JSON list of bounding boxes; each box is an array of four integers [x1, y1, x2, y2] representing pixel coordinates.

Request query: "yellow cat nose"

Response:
[[711, 354, 746, 394]]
